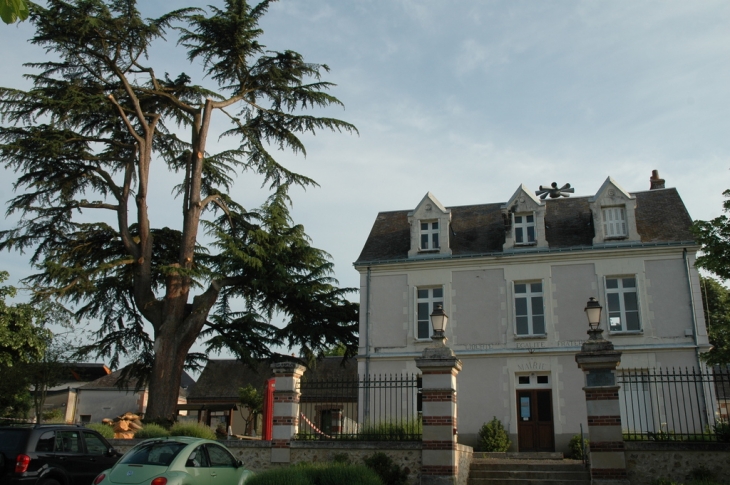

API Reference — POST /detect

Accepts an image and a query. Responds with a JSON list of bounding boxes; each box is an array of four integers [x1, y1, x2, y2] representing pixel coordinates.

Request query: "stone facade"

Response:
[[109, 439, 424, 485], [624, 442, 730, 484]]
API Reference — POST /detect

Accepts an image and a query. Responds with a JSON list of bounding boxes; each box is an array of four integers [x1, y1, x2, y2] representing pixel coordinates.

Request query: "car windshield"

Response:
[[119, 442, 187, 466], [0, 429, 27, 454]]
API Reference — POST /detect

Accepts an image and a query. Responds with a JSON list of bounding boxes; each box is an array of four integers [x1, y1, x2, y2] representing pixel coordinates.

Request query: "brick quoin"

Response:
[[272, 417, 299, 425], [422, 465, 456, 475], [587, 416, 622, 426], [422, 392, 457, 402], [591, 468, 628, 479], [589, 441, 625, 451], [423, 416, 456, 426], [422, 440, 457, 450], [585, 389, 620, 400], [421, 370, 459, 376]]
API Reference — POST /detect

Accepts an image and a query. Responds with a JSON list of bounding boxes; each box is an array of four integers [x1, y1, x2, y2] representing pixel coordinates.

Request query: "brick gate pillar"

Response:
[[575, 327, 629, 485], [416, 346, 463, 485], [270, 361, 306, 463]]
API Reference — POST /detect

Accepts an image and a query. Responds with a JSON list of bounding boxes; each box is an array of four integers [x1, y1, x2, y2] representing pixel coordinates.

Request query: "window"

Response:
[[54, 431, 81, 453], [514, 281, 545, 336], [514, 213, 536, 245], [206, 444, 237, 467], [417, 287, 443, 339], [185, 445, 210, 468], [602, 207, 627, 238], [82, 431, 108, 455], [605, 277, 640, 332], [419, 221, 439, 250]]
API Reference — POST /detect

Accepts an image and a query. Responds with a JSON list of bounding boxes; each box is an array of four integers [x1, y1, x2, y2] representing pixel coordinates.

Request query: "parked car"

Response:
[[92, 437, 253, 485], [0, 424, 120, 485]]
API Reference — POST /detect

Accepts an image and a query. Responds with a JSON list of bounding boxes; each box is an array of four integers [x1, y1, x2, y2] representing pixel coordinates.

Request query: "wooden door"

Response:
[[517, 389, 555, 452]]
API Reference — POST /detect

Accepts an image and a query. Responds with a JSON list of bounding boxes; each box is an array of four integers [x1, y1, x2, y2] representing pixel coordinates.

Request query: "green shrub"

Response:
[[247, 464, 382, 485], [42, 409, 65, 423], [85, 422, 114, 439], [135, 423, 171, 439], [713, 419, 730, 442], [169, 422, 216, 439], [478, 416, 511, 452], [363, 452, 408, 485], [567, 434, 589, 460], [332, 453, 350, 464], [357, 419, 422, 440]]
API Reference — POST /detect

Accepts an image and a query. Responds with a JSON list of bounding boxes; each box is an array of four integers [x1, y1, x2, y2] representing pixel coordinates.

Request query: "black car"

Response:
[[0, 425, 120, 485]]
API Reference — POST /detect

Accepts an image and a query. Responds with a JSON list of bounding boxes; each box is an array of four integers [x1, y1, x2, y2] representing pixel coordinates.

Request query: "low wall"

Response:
[[109, 439, 423, 484], [624, 442, 730, 484], [455, 443, 474, 485]]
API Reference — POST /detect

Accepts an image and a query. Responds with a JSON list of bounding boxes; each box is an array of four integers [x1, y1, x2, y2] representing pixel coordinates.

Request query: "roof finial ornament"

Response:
[[536, 182, 574, 199]]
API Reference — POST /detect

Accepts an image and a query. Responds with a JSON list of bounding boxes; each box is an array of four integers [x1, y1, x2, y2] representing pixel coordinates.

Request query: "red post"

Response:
[[261, 378, 275, 441]]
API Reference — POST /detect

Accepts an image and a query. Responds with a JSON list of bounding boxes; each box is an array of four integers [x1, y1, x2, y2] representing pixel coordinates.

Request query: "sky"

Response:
[[1, 0, 729, 360]]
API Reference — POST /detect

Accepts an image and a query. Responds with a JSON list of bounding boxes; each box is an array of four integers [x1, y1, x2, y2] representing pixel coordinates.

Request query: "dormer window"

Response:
[[407, 192, 452, 258], [589, 177, 639, 245], [514, 213, 536, 245], [602, 207, 627, 238], [420, 221, 440, 250]]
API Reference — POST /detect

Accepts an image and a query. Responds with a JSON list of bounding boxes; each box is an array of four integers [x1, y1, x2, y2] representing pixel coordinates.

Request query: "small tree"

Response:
[[238, 384, 263, 436], [478, 416, 511, 452]]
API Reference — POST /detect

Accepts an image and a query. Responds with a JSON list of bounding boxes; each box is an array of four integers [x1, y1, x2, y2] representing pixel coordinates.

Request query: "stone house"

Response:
[[353, 171, 710, 453]]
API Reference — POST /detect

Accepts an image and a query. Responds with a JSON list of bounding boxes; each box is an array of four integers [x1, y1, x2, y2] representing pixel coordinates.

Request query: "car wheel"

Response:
[[39, 478, 62, 485]]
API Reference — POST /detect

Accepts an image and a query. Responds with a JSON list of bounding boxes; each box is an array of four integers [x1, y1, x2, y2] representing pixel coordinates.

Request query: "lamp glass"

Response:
[[430, 305, 448, 333], [584, 297, 602, 329]]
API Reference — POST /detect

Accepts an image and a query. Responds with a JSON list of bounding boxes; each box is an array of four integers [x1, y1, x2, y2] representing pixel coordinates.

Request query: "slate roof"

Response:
[[79, 367, 194, 393], [187, 357, 357, 401], [356, 188, 695, 264]]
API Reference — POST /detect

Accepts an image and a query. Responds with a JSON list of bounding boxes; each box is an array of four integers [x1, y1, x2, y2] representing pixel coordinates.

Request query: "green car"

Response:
[[92, 437, 253, 485]]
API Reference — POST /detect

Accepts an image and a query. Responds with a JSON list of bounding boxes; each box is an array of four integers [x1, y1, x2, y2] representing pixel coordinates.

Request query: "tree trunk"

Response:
[[144, 329, 188, 421]]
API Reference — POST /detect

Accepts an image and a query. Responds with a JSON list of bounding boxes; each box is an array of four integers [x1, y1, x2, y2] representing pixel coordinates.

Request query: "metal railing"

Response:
[[618, 367, 730, 442], [296, 373, 422, 441]]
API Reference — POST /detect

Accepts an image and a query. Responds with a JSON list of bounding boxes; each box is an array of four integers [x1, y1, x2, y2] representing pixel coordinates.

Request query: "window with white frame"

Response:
[[416, 287, 443, 339], [420, 221, 440, 250], [514, 213, 536, 245], [514, 281, 545, 336], [605, 276, 640, 332], [602, 207, 627, 238]]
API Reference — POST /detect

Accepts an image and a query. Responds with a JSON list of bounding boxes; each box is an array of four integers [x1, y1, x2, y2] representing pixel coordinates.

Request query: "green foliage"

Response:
[[713, 419, 730, 442], [86, 422, 114, 439], [247, 464, 382, 485], [0, 0, 358, 420], [42, 408, 65, 423], [0, 272, 49, 369], [698, 276, 730, 365], [357, 419, 422, 440], [0, 0, 28, 24], [322, 343, 347, 357], [169, 422, 216, 439], [135, 423, 171, 439], [363, 452, 408, 485], [331, 453, 350, 464], [568, 434, 588, 460], [647, 430, 676, 441], [478, 416, 511, 452], [238, 384, 263, 435]]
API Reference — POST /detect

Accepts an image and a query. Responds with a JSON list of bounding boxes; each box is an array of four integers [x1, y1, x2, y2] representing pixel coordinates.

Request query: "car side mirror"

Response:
[[236, 460, 243, 468], [107, 448, 118, 457]]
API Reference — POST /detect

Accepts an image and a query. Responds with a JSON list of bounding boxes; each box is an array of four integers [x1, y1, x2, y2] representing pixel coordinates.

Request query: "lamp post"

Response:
[[430, 304, 448, 345], [584, 297, 603, 340]]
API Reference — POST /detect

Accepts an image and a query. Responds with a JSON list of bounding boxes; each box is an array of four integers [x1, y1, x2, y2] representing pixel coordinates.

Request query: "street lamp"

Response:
[[430, 304, 448, 345], [584, 297, 603, 340]]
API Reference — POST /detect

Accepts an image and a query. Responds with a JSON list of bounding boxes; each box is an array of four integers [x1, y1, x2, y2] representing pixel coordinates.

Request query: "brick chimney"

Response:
[[650, 169, 665, 190]]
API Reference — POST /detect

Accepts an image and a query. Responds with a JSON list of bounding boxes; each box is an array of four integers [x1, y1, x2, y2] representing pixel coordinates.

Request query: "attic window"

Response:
[[420, 221, 439, 250], [514, 213, 536, 245], [602, 207, 627, 238]]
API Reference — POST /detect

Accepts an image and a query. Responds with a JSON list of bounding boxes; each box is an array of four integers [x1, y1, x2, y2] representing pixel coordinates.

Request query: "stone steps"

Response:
[[467, 454, 590, 485]]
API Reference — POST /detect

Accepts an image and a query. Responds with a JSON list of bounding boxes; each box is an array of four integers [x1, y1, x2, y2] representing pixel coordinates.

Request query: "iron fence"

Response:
[[295, 373, 422, 441], [618, 367, 730, 442]]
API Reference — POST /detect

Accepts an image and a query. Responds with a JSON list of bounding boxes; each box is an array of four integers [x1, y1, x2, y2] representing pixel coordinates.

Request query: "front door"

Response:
[[517, 389, 554, 452]]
